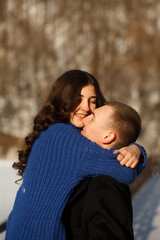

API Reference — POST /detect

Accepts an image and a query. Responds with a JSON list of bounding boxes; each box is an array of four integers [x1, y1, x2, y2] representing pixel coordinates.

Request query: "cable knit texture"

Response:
[[5, 123, 147, 240]]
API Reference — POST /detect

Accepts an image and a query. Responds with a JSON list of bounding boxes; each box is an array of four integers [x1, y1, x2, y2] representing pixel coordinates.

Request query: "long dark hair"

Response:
[[13, 70, 106, 178]]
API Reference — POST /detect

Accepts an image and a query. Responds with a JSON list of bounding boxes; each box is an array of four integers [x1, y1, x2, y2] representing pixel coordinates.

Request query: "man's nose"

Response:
[[82, 115, 90, 125]]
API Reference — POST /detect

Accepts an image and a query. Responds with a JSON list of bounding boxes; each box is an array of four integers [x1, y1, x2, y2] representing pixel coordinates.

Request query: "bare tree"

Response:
[[0, 0, 160, 161]]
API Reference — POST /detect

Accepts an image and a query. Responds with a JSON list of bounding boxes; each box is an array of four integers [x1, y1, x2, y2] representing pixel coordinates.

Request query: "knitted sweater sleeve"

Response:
[[37, 124, 144, 186], [80, 143, 138, 185], [59, 125, 139, 185]]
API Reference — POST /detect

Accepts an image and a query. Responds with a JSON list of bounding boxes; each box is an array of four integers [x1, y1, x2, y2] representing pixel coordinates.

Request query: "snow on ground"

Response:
[[132, 174, 160, 240], [0, 160, 20, 240]]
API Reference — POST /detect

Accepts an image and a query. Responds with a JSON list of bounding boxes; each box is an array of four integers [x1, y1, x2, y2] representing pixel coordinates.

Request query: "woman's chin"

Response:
[[71, 119, 84, 128]]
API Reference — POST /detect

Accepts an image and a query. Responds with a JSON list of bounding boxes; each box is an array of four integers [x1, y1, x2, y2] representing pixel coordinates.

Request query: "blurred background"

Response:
[[0, 0, 160, 237]]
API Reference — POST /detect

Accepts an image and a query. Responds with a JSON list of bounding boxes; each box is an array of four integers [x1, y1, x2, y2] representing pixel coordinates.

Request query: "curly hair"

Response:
[[13, 70, 106, 178]]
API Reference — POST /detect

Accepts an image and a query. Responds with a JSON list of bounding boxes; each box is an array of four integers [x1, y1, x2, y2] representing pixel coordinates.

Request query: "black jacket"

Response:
[[62, 175, 134, 240]]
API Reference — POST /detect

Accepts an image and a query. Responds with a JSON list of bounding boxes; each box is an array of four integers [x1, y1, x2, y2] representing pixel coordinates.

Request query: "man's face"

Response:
[[81, 105, 114, 146]]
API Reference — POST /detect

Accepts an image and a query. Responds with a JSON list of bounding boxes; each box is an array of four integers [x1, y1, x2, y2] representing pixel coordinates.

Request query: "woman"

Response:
[[5, 70, 146, 240]]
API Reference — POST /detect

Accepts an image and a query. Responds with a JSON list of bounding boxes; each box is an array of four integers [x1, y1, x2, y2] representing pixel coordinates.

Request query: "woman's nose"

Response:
[[81, 99, 90, 112]]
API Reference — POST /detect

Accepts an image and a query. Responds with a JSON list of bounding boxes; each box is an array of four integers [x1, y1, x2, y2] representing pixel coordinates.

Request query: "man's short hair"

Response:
[[106, 101, 141, 148]]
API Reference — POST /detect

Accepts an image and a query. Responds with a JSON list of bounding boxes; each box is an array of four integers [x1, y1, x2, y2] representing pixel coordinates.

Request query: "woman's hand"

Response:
[[113, 144, 141, 168]]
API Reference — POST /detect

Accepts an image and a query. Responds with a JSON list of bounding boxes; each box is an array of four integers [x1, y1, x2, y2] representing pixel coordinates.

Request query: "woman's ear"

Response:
[[103, 132, 116, 144]]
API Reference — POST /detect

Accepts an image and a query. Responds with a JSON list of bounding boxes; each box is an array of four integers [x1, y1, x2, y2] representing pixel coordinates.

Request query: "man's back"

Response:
[[63, 175, 134, 240]]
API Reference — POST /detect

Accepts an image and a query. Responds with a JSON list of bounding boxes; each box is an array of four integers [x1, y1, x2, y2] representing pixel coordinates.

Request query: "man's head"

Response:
[[81, 101, 141, 149]]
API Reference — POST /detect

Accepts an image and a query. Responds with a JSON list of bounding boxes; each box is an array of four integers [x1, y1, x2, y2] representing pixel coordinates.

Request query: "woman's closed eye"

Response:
[[89, 98, 97, 104]]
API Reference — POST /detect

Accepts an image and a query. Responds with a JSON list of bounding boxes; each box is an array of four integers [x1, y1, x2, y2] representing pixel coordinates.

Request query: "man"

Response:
[[63, 101, 144, 240]]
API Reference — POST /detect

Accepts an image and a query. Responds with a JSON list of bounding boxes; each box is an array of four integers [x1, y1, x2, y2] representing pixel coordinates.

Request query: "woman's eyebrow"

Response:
[[79, 95, 97, 98], [90, 96, 97, 99]]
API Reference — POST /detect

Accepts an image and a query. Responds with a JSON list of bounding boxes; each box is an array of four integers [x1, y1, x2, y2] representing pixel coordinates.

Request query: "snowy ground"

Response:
[[0, 160, 19, 240], [132, 174, 160, 240]]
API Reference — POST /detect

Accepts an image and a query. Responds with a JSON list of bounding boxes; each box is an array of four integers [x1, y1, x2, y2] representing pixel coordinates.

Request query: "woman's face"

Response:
[[70, 85, 97, 128]]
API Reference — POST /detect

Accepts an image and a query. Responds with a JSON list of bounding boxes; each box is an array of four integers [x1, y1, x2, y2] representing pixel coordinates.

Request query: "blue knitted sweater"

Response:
[[5, 123, 146, 240]]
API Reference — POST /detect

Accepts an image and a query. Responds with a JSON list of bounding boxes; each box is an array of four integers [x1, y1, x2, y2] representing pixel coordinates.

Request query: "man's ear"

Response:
[[103, 132, 116, 144]]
